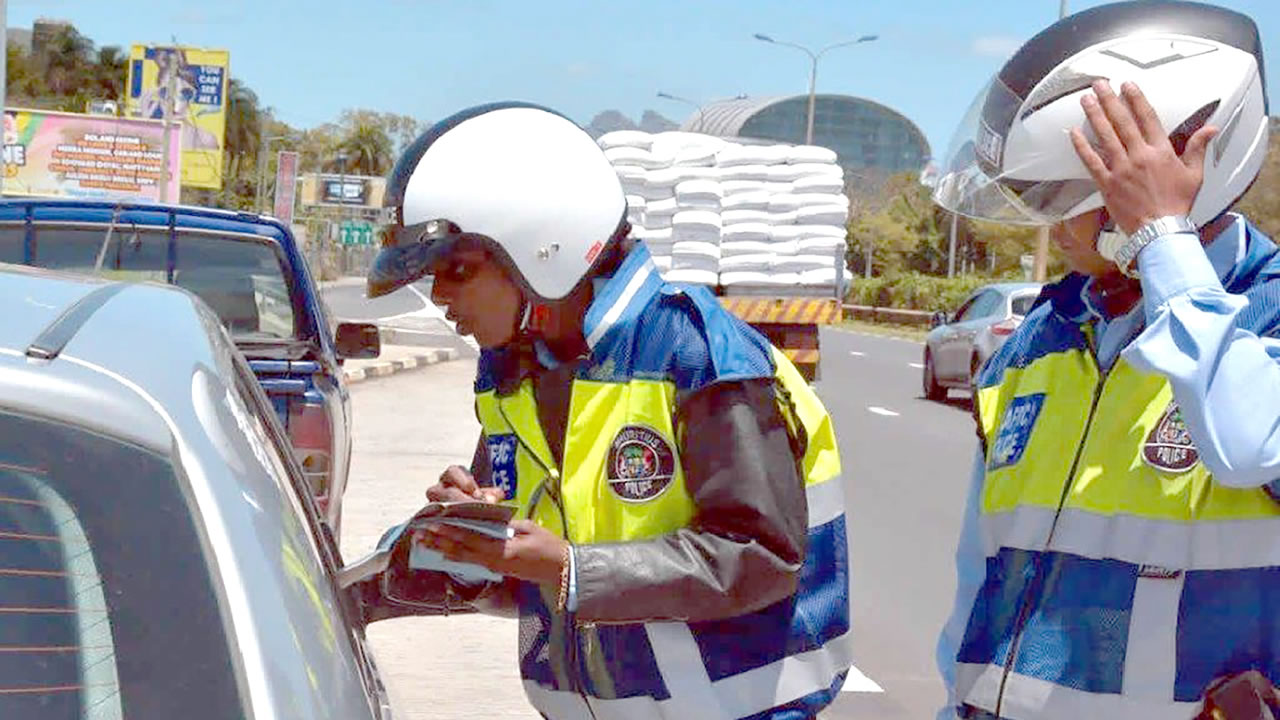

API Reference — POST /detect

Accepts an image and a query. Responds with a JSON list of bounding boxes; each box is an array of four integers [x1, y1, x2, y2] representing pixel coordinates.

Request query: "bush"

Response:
[[844, 272, 1009, 313]]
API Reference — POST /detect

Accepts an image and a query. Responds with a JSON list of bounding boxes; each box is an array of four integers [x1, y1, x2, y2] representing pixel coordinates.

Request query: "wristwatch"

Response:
[[1113, 215, 1197, 277]]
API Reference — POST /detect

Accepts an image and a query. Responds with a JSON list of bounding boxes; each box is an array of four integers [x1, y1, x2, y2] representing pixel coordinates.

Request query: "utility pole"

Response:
[[0, 0, 6, 198], [948, 211, 958, 278], [1033, 0, 1069, 281], [158, 47, 178, 204]]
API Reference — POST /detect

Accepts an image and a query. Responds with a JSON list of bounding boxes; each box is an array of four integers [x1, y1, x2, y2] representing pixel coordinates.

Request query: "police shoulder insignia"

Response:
[[1142, 402, 1199, 473], [606, 425, 676, 502], [486, 433, 519, 500], [988, 393, 1046, 470]]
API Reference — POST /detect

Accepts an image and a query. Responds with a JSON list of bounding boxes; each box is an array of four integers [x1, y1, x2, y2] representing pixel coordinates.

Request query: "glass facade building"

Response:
[[682, 95, 930, 176]]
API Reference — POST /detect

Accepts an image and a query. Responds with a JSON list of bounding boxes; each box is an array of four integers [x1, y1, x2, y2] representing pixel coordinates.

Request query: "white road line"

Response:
[[908, 362, 924, 369], [849, 351, 866, 357], [867, 406, 900, 417], [841, 664, 886, 693]]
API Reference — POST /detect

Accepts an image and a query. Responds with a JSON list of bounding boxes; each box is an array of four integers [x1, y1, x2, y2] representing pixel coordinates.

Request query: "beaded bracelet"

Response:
[[556, 542, 572, 612]]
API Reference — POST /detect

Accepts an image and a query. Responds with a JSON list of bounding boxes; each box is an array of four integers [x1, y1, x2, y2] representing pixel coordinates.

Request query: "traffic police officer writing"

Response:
[[367, 103, 851, 720]]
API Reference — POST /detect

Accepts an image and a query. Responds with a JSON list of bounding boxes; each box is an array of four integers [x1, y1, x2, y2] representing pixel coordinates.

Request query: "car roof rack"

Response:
[[26, 283, 127, 360]]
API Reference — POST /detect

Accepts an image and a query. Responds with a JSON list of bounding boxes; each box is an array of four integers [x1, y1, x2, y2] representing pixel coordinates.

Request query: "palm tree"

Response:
[[41, 26, 93, 96], [93, 46, 128, 104], [333, 117, 393, 176], [223, 78, 263, 167]]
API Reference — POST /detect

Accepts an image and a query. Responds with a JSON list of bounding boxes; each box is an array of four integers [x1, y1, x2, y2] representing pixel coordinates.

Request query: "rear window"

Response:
[[0, 410, 242, 718], [1010, 294, 1038, 317], [0, 224, 296, 340]]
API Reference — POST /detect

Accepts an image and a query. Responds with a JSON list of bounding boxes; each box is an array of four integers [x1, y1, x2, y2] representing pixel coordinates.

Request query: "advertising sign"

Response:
[[1, 108, 182, 202], [272, 151, 299, 225], [126, 45, 229, 190]]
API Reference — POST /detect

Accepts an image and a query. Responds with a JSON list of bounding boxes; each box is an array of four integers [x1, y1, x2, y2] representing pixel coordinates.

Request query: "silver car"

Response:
[[0, 263, 392, 718], [922, 282, 1043, 401]]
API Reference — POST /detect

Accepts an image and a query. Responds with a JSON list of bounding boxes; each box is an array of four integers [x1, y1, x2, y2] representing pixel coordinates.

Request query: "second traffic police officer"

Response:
[[366, 102, 852, 720]]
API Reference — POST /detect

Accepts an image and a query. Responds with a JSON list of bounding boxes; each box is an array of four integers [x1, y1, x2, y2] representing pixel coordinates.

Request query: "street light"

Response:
[[656, 91, 707, 131], [753, 32, 878, 145]]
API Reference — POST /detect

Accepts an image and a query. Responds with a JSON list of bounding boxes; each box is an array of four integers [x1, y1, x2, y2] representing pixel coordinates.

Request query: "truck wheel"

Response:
[[923, 349, 945, 401]]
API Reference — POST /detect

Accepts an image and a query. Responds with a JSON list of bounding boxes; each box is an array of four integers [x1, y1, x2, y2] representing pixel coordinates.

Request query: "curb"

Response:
[[343, 347, 460, 384]]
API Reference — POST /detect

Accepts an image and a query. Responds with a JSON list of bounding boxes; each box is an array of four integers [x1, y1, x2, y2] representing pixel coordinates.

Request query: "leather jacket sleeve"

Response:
[[572, 377, 809, 623]]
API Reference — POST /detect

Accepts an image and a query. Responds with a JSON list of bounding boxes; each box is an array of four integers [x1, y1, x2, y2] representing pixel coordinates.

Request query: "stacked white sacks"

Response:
[[597, 130, 852, 293]]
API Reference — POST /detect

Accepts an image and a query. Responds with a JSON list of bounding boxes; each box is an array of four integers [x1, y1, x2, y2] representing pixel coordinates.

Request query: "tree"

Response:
[[41, 26, 93, 98], [91, 46, 128, 105], [333, 112, 393, 176]]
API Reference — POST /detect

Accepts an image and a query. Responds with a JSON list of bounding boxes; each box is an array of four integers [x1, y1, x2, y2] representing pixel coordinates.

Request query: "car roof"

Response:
[[0, 262, 238, 454], [980, 282, 1043, 296], [0, 197, 293, 241]]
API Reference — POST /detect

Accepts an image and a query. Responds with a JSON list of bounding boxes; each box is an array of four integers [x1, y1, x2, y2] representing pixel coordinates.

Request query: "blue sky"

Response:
[[10, 0, 1279, 162]]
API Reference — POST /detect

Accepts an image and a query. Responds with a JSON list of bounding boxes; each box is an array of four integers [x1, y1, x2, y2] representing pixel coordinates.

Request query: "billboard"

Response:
[[1, 108, 182, 202], [299, 173, 386, 209], [272, 151, 299, 225], [125, 45, 229, 190]]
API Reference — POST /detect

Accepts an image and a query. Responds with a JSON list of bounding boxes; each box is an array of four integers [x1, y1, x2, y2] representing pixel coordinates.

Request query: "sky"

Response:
[[9, 0, 1279, 164]]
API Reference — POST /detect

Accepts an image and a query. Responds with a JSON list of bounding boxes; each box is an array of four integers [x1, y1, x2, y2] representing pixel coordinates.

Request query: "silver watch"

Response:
[[1113, 215, 1197, 277]]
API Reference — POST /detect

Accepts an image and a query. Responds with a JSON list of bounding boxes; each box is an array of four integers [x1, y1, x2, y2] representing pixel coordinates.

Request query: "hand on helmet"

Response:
[[1069, 80, 1218, 236]]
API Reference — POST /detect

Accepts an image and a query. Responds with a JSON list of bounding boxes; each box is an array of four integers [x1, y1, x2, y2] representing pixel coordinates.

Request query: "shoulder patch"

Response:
[[1142, 402, 1199, 473], [988, 393, 1046, 470], [606, 425, 676, 502]]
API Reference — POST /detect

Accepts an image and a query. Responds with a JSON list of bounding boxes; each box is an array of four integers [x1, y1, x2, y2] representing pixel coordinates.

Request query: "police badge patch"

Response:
[[486, 433, 518, 500], [606, 425, 676, 502], [1142, 402, 1199, 473], [988, 393, 1046, 470]]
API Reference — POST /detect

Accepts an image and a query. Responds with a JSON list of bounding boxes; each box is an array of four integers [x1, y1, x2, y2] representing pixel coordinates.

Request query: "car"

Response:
[[0, 264, 393, 718], [922, 281, 1044, 401], [0, 198, 379, 535]]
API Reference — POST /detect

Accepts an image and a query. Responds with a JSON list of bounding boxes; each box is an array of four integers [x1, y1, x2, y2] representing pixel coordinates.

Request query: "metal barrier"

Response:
[[841, 304, 936, 327]]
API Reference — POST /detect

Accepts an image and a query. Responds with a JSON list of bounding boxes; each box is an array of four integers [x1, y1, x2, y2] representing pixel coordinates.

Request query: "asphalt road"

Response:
[[321, 278, 478, 357], [340, 316, 981, 720]]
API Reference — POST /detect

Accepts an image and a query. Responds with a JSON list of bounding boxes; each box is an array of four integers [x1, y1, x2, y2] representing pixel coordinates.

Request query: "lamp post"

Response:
[[656, 91, 706, 131], [752, 32, 878, 145]]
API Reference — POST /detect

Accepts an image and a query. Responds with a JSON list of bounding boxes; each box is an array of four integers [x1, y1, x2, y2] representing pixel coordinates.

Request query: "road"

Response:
[[321, 278, 478, 357], [339, 315, 979, 719]]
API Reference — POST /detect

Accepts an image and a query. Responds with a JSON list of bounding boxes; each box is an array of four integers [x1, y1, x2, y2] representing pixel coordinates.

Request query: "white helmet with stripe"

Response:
[[934, 0, 1269, 230], [368, 102, 628, 299]]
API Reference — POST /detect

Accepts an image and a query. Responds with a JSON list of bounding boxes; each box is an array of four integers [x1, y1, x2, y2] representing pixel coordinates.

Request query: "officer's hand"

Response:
[[418, 519, 567, 587], [426, 465, 505, 503], [1069, 80, 1218, 235]]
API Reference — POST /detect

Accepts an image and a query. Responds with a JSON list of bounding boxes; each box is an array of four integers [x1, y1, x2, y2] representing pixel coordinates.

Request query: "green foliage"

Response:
[[844, 271, 1003, 313]]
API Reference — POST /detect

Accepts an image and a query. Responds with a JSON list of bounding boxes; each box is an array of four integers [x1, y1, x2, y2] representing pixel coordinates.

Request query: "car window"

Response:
[[0, 224, 296, 341], [0, 410, 242, 718], [956, 291, 996, 322], [1010, 293, 1038, 317]]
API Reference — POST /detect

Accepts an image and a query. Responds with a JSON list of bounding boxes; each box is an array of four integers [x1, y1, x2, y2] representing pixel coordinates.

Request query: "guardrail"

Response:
[[841, 304, 936, 327]]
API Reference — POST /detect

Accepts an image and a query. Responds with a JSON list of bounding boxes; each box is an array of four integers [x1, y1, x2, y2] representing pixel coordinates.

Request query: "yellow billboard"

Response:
[[125, 45, 228, 190]]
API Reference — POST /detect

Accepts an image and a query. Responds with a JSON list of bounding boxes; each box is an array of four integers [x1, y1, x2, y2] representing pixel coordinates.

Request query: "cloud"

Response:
[[972, 35, 1023, 58]]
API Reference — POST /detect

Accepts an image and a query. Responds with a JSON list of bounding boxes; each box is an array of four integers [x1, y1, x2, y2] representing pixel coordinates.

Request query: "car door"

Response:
[[945, 290, 1001, 380], [935, 294, 976, 378]]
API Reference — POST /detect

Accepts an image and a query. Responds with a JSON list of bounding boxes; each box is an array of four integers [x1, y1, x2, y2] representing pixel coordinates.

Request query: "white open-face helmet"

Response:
[[934, 0, 1269, 229], [367, 102, 628, 299]]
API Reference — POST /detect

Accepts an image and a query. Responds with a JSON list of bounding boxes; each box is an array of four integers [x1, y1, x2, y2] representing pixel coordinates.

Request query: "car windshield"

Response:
[[0, 409, 242, 718], [0, 224, 296, 341], [1010, 293, 1037, 317]]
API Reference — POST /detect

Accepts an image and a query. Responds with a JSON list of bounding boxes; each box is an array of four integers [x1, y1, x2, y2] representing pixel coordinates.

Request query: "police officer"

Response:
[[366, 102, 851, 720], [932, 2, 1279, 718]]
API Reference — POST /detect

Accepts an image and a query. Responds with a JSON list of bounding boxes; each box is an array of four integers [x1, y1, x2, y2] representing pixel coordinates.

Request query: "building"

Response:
[[681, 94, 930, 178], [31, 19, 73, 59]]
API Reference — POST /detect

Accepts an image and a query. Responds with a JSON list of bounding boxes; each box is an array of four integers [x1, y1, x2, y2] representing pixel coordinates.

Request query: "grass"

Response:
[[833, 318, 930, 343]]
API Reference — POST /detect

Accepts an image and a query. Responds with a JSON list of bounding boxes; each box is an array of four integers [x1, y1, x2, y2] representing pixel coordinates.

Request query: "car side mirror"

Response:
[[336, 322, 381, 360], [930, 311, 948, 329], [340, 521, 479, 625]]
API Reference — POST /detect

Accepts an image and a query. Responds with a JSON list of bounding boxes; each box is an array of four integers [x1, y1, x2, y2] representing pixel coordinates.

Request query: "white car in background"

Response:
[[922, 282, 1044, 401]]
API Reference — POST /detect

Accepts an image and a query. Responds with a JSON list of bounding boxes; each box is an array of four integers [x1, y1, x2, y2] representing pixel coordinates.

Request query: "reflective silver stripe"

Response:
[[711, 627, 853, 719], [806, 475, 845, 529], [1122, 573, 1183, 702], [524, 628, 854, 719], [981, 505, 1280, 569], [957, 663, 1200, 720], [586, 259, 656, 349], [645, 622, 729, 720]]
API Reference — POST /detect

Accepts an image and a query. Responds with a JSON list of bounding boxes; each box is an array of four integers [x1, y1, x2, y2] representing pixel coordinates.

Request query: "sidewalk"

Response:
[[343, 343, 459, 384]]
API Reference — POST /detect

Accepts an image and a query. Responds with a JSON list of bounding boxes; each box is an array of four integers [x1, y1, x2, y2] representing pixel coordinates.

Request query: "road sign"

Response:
[[339, 220, 374, 246]]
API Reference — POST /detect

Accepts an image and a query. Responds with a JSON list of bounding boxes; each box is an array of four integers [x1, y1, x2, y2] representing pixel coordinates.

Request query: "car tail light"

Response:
[[288, 401, 333, 506], [992, 318, 1019, 336]]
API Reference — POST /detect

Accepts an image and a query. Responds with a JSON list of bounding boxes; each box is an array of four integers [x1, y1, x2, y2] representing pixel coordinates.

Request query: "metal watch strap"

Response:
[[1114, 215, 1196, 276]]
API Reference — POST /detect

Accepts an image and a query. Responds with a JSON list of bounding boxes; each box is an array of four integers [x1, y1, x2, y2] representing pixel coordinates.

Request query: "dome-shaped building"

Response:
[[681, 94, 930, 176]]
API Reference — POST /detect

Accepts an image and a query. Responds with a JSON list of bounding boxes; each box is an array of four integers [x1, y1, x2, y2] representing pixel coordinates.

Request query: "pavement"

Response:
[[342, 341, 460, 384], [337, 321, 979, 720]]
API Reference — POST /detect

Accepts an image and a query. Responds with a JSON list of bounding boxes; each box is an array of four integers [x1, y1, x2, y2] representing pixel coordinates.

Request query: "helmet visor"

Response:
[[366, 213, 465, 298], [932, 76, 1101, 226]]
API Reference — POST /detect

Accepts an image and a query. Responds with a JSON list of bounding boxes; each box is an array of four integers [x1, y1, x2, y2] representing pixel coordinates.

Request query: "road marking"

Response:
[[849, 351, 865, 357], [393, 285, 479, 350], [841, 664, 885, 693], [908, 362, 924, 369], [867, 406, 900, 417]]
